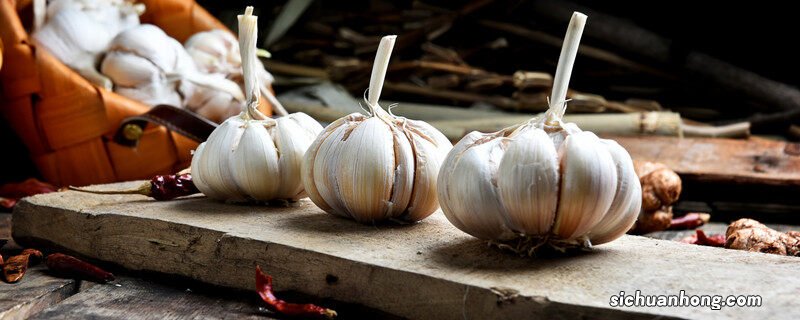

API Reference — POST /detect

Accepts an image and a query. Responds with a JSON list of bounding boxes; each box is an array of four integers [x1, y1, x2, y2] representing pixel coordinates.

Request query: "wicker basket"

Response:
[[0, 0, 272, 186]]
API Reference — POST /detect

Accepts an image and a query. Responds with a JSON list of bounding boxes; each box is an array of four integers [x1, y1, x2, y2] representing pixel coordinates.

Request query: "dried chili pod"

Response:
[[680, 230, 725, 247], [45, 253, 115, 283], [22, 249, 44, 265], [3, 254, 30, 283], [69, 173, 199, 201], [668, 213, 710, 230], [0, 179, 58, 211], [256, 265, 337, 319]]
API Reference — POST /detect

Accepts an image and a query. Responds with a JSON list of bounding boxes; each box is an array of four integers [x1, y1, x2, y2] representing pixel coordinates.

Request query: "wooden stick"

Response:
[[611, 135, 800, 186], [265, 61, 329, 79], [682, 122, 750, 139], [430, 112, 683, 140]]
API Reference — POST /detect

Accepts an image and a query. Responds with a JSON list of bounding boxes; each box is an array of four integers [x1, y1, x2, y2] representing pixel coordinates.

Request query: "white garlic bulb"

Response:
[[45, 0, 144, 33], [301, 36, 453, 223], [32, 0, 144, 89], [191, 7, 323, 202], [101, 24, 245, 119], [437, 12, 641, 252], [185, 29, 287, 117]]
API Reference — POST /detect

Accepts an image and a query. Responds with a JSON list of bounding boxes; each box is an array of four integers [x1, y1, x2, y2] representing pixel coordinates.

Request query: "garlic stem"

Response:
[[546, 12, 587, 124], [366, 35, 397, 117], [238, 6, 262, 120]]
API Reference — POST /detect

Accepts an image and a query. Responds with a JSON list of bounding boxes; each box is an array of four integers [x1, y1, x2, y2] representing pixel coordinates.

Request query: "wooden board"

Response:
[[2, 214, 93, 320], [12, 185, 800, 319], [0, 265, 94, 320], [612, 135, 800, 186], [29, 275, 275, 320]]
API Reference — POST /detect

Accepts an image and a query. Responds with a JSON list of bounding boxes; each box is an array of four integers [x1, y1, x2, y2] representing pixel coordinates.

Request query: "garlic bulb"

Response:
[[185, 29, 287, 116], [190, 7, 323, 202], [32, 0, 144, 89], [437, 12, 641, 252], [45, 0, 144, 33], [101, 24, 245, 120], [301, 36, 453, 223]]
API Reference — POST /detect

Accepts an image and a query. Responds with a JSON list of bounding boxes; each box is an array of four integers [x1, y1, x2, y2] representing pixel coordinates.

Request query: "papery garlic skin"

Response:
[[184, 30, 286, 118], [32, 0, 144, 89], [191, 113, 323, 201], [301, 36, 453, 223], [438, 121, 641, 248], [190, 7, 323, 203], [101, 24, 194, 106], [101, 24, 245, 120], [302, 111, 452, 223], [437, 12, 641, 251], [185, 30, 275, 86]]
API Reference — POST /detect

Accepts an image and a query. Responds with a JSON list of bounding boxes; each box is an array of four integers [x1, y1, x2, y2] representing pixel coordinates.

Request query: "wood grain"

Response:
[[11, 187, 800, 319], [29, 276, 273, 320], [0, 264, 94, 320], [612, 136, 800, 186]]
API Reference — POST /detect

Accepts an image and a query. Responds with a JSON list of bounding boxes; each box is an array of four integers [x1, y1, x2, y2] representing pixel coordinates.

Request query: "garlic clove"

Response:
[[588, 140, 642, 245], [301, 116, 354, 214], [115, 82, 182, 108], [190, 142, 222, 199], [551, 131, 618, 240], [193, 117, 248, 201], [181, 84, 242, 123], [332, 117, 396, 222], [309, 115, 367, 217], [386, 124, 415, 218], [438, 131, 516, 240], [402, 120, 452, 221], [272, 114, 324, 199], [498, 126, 559, 235], [101, 51, 161, 87], [231, 122, 281, 200]]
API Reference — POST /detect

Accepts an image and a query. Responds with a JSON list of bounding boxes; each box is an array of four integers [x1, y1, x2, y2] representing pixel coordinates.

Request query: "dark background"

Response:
[[2, 0, 797, 184]]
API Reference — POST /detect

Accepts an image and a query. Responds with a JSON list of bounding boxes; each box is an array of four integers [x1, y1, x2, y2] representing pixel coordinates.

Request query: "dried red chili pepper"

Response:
[[22, 249, 44, 265], [256, 265, 337, 319], [0, 178, 58, 211], [45, 253, 115, 283], [668, 213, 710, 230], [680, 230, 726, 247], [69, 173, 199, 201], [3, 254, 30, 283]]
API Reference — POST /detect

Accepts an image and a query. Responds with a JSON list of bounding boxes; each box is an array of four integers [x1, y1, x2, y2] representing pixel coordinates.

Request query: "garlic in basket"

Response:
[[437, 12, 641, 253], [101, 24, 245, 122], [184, 29, 288, 117], [190, 7, 323, 202], [32, 0, 144, 90], [301, 36, 453, 223]]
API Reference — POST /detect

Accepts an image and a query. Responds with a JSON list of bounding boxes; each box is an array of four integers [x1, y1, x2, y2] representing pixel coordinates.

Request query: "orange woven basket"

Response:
[[0, 0, 273, 186]]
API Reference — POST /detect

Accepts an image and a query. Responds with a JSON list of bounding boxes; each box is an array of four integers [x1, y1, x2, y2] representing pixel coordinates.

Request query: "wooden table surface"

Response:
[[0, 214, 396, 320]]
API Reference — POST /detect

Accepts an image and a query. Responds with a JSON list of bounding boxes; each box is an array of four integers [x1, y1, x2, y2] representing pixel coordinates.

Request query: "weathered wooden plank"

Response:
[[0, 266, 94, 320], [12, 186, 800, 319], [611, 135, 800, 186], [29, 276, 275, 320], [1, 214, 95, 320]]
